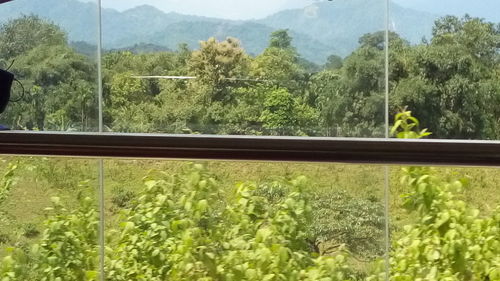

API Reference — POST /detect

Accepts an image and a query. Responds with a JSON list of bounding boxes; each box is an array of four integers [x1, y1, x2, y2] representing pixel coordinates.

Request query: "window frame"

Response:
[[1, 131, 500, 167]]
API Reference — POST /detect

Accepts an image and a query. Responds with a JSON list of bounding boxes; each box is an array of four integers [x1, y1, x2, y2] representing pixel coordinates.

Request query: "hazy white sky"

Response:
[[100, 0, 317, 20]]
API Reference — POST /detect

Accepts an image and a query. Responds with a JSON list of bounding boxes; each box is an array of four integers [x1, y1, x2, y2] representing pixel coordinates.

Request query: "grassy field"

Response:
[[1, 156, 499, 267]]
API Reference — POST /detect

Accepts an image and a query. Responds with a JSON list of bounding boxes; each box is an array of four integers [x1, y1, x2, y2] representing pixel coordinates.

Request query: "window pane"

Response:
[[389, 0, 500, 140], [2, 156, 499, 279], [0, 0, 100, 132], [103, 160, 388, 279], [0, 156, 100, 280], [100, 0, 387, 137]]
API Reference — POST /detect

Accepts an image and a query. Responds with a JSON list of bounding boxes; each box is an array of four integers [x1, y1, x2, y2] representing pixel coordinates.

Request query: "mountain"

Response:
[[0, 0, 219, 46], [0, 0, 334, 62], [102, 5, 227, 48], [259, 0, 437, 56], [3, 0, 484, 63], [91, 0, 317, 20], [0, 0, 99, 44]]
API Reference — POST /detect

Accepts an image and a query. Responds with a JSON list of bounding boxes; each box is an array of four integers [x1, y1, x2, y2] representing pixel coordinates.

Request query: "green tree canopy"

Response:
[[269, 29, 294, 50], [0, 15, 66, 60]]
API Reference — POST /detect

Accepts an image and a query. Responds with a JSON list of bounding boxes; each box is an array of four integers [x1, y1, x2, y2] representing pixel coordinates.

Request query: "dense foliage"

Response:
[[1, 15, 499, 139], [1, 164, 363, 281], [106, 165, 357, 280], [369, 111, 500, 281]]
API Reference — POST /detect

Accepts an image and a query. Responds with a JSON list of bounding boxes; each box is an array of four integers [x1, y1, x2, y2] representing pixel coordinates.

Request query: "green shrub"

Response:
[[310, 191, 385, 259], [110, 186, 136, 209], [21, 223, 39, 239], [106, 164, 356, 280], [1, 197, 99, 281]]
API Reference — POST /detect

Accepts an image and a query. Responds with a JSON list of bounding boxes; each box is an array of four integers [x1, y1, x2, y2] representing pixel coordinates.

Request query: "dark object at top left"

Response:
[[0, 69, 14, 114], [0, 0, 14, 4]]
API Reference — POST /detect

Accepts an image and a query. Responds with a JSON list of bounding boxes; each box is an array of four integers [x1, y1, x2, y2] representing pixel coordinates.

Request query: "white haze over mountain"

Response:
[[98, 0, 317, 20], [83, 0, 499, 22]]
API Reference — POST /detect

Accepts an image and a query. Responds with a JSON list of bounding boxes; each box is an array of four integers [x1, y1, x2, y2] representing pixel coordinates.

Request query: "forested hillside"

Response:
[[0, 0, 439, 62], [2, 13, 498, 139]]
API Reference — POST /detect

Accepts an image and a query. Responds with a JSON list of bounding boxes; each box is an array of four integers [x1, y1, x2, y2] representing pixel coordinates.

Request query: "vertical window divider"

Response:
[[96, 0, 105, 280], [384, 0, 391, 279]]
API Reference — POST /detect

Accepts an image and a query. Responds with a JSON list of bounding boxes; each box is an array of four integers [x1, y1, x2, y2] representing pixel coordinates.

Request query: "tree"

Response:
[[0, 16, 97, 131], [307, 31, 388, 137], [390, 16, 500, 139], [2, 44, 97, 131], [251, 47, 303, 91], [259, 88, 318, 136], [269, 29, 294, 50], [432, 15, 500, 66], [251, 29, 310, 96], [183, 37, 251, 132], [188, 37, 249, 104], [0, 15, 66, 60], [324, 55, 343, 70]]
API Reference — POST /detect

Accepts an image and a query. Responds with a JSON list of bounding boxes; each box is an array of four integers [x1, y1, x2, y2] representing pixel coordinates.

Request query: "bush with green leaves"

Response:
[[254, 180, 385, 260], [0, 163, 17, 207], [383, 167, 500, 281], [106, 164, 356, 280], [0, 162, 18, 250], [1, 196, 99, 281], [310, 191, 385, 259]]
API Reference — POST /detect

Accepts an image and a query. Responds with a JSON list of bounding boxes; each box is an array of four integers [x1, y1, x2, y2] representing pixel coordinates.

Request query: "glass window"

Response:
[[2, 156, 499, 280], [1, 0, 499, 280], [99, 0, 387, 137], [0, 0, 100, 131]]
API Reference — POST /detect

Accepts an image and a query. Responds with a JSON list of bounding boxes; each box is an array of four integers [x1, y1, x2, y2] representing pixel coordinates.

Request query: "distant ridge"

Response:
[[259, 0, 437, 56], [0, 0, 457, 63]]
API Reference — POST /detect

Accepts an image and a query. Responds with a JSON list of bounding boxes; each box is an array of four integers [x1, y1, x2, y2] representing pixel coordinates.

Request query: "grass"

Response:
[[1, 156, 499, 262]]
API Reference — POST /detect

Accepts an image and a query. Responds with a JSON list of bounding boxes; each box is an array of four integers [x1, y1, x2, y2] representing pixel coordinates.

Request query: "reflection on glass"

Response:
[[0, 157, 99, 280], [0, 0, 99, 131], [1, 0, 497, 139]]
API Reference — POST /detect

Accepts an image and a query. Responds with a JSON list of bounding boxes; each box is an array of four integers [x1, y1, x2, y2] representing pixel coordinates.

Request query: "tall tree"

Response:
[[0, 15, 66, 60], [186, 37, 249, 132], [391, 16, 500, 139], [0, 16, 97, 131], [269, 29, 294, 50]]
